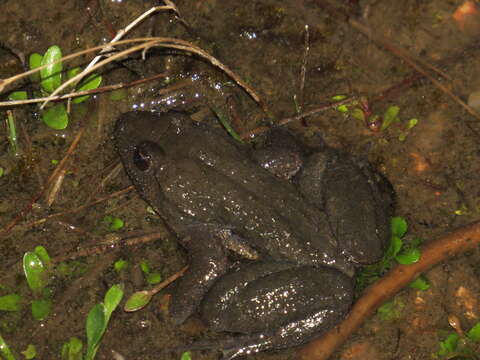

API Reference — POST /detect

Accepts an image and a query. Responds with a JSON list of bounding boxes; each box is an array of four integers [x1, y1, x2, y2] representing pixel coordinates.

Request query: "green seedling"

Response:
[[357, 217, 428, 290], [5, 111, 18, 156], [181, 352, 192, 360], [39, 45, 63, 93], [0, 333, 16, 360], [16, 45, 103, 130], [140, 261, 162, 285], [332, 97, 418, 140], [102, 216, 124, 231], [21, 344, 36, 360], [113, 259, 128, 273], [0, 294, 22, 312], [22, 246, 53, 320], [435, 321, 480, 359], [84, 284, 123, 360], [61, 337, 83, 360], [125, 269, 175, 312]]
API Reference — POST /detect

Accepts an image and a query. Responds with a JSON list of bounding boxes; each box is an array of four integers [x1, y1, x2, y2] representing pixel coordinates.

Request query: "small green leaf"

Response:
[[40, 45, 63, 93], [395, 247, 421, 265], [350, 107, 365, 121], [0, 294, 22, 312], [114, 260, 128, 272], [61, 337, 83, 360], [385, 235, 403, 260], [34, 246, 51, 267], [336, 104, 349, 113], [332, 95, 347, 101], [467, 321, 480, 342], [181, 352, 192, 360], [103, 284, 123, 322], [437, 333, 459, 356], [67, 67, 81, 80], [406, 118, 418, 129], [103, 216, 124, 231], [29, 53, 42, 70], [23, 252, 46, 294], [8, 91, 28, 101], [409, 276, 430, 291], [110, 217, 124, 231], [145, 272, 162, 285], [391, 216, 407, 237], [0, 333, 16, 360], [124, 291, 152, 312], [41, 103, 69, 130], [140, 261, 150, 274], [73, 74, 102, 104], [381, 105, 400, 130], [31, 298, 51, 320], [85, 303, 106, 360], [21, 344, 36, 359], [29, 53, 43, 83]]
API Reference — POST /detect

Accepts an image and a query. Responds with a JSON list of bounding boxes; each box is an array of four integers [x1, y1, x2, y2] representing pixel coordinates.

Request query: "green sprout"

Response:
[[0, 333, 16, 360], [181, 352, 192, 360], [0, 294, 22, 312], [60, 285, 123, 360], [61, 337, 83, 360], [16, 45, 103, 130], [5, 111, 18, 155], [22, 246, 53, 320], [84, 285, 123, 360], [332, 97, 419, 140], [102, 216, 124, 231], [435, 321, 480, 359], [140, 261, 162, 285], [113, 259, 128, 273], [21, 344, 36, 360], [357, 216, 428, 291]]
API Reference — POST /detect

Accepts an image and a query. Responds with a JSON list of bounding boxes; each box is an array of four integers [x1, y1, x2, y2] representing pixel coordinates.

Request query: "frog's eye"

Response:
[[133, 141, 163, 172]]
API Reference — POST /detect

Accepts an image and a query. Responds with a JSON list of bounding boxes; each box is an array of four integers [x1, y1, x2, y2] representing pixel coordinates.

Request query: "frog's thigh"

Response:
[[298, 151, 386, 263], [201, 264, 353, 337]]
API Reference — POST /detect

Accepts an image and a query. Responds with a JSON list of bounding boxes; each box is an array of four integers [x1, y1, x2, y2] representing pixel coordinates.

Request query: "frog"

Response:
[[114, 110, 393, 359]]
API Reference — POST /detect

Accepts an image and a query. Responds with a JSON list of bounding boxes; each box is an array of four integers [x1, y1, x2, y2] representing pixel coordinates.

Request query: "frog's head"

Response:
[[114, 111, 176, 218]]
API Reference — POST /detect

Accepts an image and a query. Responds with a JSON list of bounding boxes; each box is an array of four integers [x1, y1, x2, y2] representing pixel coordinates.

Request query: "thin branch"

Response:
[[0, 72, 167, 107]]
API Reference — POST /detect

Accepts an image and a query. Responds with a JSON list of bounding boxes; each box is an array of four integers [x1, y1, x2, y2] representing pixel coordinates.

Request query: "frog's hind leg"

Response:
[[198, 263, 354, 359]]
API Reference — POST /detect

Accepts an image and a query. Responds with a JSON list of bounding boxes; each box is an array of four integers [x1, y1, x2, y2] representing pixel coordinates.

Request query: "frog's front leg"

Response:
[[169, 225, 229, 324], [198, 262, 354, 359]]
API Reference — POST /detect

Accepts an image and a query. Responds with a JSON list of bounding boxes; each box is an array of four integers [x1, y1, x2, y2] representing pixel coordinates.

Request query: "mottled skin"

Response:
[[114, 111, 393, 359]]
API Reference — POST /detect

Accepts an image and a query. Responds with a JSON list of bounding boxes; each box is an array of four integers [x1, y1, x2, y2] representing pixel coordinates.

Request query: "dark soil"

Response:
[[1, 1, 480, 359]]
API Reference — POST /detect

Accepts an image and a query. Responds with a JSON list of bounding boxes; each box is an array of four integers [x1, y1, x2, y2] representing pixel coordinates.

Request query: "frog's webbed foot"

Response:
[[169, 225, 229, 324]]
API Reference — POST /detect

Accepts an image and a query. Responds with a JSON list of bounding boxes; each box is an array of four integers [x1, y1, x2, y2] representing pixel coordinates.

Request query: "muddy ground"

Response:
[[1, 0, 480, 359]]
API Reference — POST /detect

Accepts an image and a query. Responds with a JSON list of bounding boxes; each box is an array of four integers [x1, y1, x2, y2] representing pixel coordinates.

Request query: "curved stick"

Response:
[[298, 220, 480, 360]]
